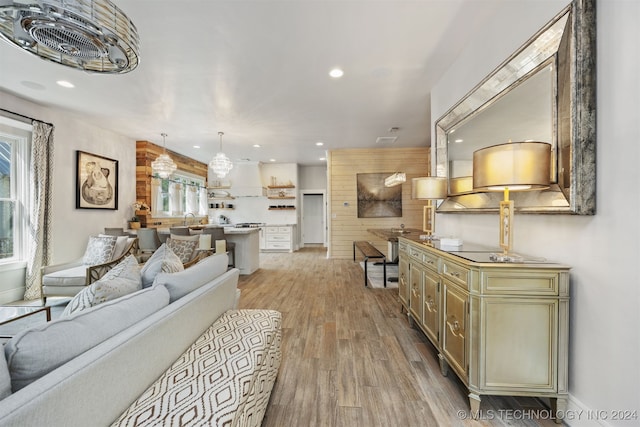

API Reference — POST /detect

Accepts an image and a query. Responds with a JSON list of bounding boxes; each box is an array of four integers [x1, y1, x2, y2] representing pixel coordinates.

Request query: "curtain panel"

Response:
[[24, 121, 54, 300]]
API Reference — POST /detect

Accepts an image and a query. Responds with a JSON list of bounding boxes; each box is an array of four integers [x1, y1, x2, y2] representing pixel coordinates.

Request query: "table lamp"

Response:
[[473, 141, 551, 262], [412, 177, 448, 238]]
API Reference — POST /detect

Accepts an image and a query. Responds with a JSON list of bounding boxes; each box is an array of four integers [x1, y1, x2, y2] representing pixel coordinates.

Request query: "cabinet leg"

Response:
[[468, 393, 481, 417], [438, 353, 449, 376], [407, 313, 415, 328], [550, 397, 568, 424]]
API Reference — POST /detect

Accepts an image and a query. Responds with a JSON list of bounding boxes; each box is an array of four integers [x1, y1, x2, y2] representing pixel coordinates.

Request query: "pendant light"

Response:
[[209, 131, 233, 178], [151, 133, 177, 178]]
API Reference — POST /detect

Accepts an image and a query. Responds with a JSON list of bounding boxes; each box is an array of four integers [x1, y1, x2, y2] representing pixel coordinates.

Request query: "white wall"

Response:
[[299, 165, 327, 190], [431, 0, 639, 424], [0, 91, 136, 301]]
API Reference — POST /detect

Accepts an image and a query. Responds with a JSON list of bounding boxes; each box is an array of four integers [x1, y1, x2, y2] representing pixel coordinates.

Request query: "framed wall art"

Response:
[[356, 173, 402, 218], [76, 150, 118, 210]]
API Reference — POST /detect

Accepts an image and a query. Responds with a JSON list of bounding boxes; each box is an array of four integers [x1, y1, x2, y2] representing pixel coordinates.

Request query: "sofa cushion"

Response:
[[166, 234, 199, 263], [0, 352, 10, 400], [62, 255, 142, 317], [140, 244, 184, 288], [152, 252, 228, 303], [5, 285, 170, 391], [82, 235, 117, 265], [41, 265, 87, 288]]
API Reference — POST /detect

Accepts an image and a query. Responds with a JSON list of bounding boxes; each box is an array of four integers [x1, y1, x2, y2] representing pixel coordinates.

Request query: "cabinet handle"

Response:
[[447, 316, 464, 338], [449, 271, 460, 278], [425, 297, 436, 313]]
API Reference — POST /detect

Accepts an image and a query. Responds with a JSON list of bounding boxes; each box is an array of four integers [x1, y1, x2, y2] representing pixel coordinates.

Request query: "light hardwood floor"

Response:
[[238, 247, 561, 427]]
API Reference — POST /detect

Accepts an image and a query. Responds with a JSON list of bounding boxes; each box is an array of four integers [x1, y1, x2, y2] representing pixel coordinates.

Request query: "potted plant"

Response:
[[129, 216, 141, 229]]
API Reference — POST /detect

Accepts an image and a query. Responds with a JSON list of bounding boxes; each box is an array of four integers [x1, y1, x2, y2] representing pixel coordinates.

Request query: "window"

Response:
[[0, 117, 31, 264], [153, 172, 206, 217]]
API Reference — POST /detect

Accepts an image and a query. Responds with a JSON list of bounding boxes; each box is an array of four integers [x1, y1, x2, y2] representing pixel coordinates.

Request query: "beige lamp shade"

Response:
[[412, 177, 448, 199], [449, 176, 474, 196], [473, 142, 551, 191]]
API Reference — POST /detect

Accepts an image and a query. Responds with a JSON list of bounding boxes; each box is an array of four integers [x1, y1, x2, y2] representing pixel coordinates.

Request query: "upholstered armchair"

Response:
[[41, 235, 138, 305]]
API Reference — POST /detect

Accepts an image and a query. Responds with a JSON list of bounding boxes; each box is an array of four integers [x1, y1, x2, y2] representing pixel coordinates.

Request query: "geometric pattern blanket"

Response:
[[111, 309, 282, 427]]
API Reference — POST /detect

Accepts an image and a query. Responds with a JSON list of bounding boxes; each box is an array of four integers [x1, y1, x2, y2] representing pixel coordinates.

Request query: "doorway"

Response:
[[301, 191, 326, 246]]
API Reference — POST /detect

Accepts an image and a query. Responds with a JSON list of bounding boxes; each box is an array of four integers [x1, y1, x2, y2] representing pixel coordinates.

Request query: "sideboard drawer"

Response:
[[442, 259, 470, 289]]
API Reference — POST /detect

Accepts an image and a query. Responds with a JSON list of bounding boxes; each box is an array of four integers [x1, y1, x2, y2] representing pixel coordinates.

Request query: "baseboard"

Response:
[[564, 395, 612, 427]]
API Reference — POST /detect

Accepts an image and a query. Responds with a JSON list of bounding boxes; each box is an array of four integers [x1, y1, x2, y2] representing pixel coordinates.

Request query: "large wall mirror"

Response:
[[435, 0, 595, 214]]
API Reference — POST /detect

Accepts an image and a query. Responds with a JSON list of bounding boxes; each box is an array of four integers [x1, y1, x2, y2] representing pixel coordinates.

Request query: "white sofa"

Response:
[[0, 253, 282, 427]]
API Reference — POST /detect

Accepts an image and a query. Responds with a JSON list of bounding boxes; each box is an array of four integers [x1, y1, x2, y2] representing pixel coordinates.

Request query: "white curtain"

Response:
[[186, 185, 198, 214], [151, 177, 163, 215], [169, 182, 183, 216], [199, 187, 208, 215], [24, 121, 54, 300]]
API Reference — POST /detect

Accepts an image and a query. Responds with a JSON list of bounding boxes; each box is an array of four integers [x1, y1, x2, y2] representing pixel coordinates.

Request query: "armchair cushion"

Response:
[[166, 234, 199, 264], [140, 244, 184, 288], [82, 235, 117, 265], [62, 255, 142, 317], [42, 265, 87, 289]]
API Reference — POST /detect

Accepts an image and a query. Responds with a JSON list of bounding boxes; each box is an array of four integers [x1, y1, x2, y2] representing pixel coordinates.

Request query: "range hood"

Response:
[[226, 162, 265, 197]]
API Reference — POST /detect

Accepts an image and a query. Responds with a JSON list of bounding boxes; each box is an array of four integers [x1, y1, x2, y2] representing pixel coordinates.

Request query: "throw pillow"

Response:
[[140, 244, 184, 288], [61, 255, 142, 317], [82, 235, 117, 265], [153, 252, 229, 302], [166, 235, 199, 264], [99, 234, 132, 260]]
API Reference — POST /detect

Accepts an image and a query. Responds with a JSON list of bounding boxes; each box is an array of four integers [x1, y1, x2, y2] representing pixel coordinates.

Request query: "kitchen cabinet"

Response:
[[263, 226, 294, 252], [398, 237, 570, 422]]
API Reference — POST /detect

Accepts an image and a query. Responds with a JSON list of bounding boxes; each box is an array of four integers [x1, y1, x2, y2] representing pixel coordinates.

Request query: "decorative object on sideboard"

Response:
[[0, 0, 139, 73], [151, 133, 177, 179], [411, 177, 447, 238], [473, 141, 551, 262], [209, 131, 233, 179], [76, 150, 118, 210], [384, 172, 406, 187]]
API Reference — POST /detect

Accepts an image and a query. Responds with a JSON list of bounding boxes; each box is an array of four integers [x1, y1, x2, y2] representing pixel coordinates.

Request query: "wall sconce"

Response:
[[384, 172, 406, 187], [473, 141, 551, 262], [412, 177, 448, 238]]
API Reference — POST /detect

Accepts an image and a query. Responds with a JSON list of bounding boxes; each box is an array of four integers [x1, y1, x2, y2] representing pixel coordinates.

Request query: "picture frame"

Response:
[[76, 150, 118, 210], [356, 173, 402, 218]]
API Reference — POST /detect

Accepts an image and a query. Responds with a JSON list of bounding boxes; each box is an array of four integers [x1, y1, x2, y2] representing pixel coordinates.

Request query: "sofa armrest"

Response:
[[87, 238, 138, 284]]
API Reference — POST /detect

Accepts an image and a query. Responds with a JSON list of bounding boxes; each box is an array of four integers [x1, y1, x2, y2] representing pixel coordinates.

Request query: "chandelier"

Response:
[[0, 0, 140, 73], [209, 132, 233, 178], [151, 133, 177, 179]]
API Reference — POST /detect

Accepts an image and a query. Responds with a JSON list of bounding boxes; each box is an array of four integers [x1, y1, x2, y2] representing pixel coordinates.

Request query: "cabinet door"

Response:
[[421, 270, 440, 345], [409, 263, 424, 322], [398, 257, 410, 309], [442, 280, 468, 378]]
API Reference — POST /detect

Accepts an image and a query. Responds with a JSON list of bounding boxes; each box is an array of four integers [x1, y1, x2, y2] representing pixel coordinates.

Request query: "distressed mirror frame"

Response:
[[435, 0, 595, 215]]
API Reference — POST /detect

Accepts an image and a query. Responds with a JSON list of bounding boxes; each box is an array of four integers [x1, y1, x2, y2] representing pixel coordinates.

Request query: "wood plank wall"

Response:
[[328, 147, 430, 259], [135, 140, 208, 227]]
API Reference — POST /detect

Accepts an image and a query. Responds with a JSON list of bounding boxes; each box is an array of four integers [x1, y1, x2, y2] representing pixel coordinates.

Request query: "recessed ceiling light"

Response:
[[454, 139, 463, 143], [269, 158, 276, 162], [319, 157, 326, 161], [316, 142, 324, 146], [193, 145, 200, 148], [56, 80, 74, 88], [253, 144, 261, 148], [329, 68, 344, 78]]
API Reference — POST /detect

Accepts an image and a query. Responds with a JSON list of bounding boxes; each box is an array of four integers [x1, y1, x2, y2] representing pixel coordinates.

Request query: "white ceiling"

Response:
[[0, 0, 504, 166]]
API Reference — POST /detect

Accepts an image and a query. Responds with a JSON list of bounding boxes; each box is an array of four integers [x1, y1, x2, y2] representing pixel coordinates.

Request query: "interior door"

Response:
[[302, 193, 324, 244]]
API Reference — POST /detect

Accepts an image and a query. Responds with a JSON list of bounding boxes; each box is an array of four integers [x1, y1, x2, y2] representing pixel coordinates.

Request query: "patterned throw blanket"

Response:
[[112, 309, 282, 427]]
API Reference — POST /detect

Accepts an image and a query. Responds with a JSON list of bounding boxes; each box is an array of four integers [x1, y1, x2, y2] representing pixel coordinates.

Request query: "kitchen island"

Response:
[[223, 227, 260, 275]]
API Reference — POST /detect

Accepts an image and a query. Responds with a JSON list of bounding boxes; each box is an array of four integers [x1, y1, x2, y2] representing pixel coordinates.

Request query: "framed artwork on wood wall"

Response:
[[357, 173, 402, 218], [76, 150, 118, 210]]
